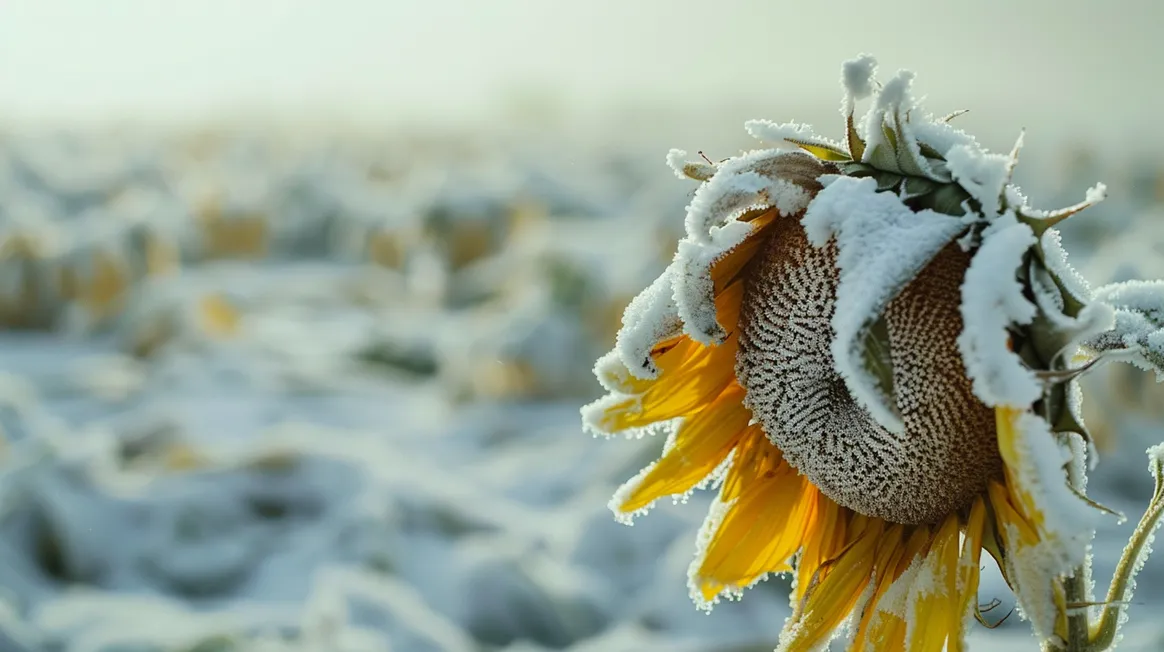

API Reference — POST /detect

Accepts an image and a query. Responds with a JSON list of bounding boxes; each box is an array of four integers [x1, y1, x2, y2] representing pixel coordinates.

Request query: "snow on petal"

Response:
[[957, 218, 1042, 408], [801, 175, 966, 432], [613, 265, 683, 379], [683, 149, 821, 244], [995, 409, 1099, 639], [1000, 409, 1097, 564], [673, 219, 761, 344]]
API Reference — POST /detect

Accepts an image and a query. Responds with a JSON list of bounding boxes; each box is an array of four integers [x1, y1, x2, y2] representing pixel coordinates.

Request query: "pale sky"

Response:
[[0, 0, 1160, 147]]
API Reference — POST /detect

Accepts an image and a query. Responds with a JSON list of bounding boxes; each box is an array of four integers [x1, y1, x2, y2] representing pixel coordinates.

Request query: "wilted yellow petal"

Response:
[[720, 428, 783, 502], [947, 497, 986, 652], [795, 494, 848, 605], [850, 524, 907, 652], [696, 466, 813, 600], [618, 384, 751, 512], [778, 519, 883, 652], [906, 513, 961, 652]]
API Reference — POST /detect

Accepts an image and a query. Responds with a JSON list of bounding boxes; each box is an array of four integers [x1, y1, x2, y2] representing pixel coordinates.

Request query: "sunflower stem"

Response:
[[1085, 449, 1164, 651]]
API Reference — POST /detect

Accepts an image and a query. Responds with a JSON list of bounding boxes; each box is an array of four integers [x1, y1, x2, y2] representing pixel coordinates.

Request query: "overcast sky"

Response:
[[0, 0, 1160, 148]]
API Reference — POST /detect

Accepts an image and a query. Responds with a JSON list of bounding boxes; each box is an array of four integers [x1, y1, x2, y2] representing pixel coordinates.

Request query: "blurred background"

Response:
[[1, 2, 1163, 651]]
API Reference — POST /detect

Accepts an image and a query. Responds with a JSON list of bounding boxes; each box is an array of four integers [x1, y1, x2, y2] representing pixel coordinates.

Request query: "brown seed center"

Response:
[[735, 217, 1001, 525]]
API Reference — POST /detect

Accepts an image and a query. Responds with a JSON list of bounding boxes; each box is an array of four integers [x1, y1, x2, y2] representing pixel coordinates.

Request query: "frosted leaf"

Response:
[[612, 266, 682, 379], [801, 175, 966, 432], [683, 149, 820, 244], [854, 70, 947, 182], [1019, 183, 1108, 235], [1040, 229, 1093, 304], [1094, 279, 1164, 323], [1087, 280, 1164, 378], [957, 218, 1042, 408], [1028, 229, 1115, 360]]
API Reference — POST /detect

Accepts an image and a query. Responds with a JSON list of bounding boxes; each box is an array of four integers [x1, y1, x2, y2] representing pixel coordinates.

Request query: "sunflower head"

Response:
[[582, 54, 1164, 651]]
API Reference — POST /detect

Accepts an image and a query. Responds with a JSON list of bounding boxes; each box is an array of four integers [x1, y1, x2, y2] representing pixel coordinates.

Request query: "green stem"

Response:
[[1086, 454, 1164, 651]]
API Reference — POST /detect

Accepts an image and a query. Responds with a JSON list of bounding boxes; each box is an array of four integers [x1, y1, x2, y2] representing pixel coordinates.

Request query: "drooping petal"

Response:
[[905, 514, 962, 652], [778, 518, 883, 652], [615, 384, 751, 513], [691, 461, 815, 604]]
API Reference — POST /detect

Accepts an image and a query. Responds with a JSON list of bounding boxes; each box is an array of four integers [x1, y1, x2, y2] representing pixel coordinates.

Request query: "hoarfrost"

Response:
[[743, 120, 845, 155], [957, 218, 1042, 407], [801, 175, 966, 432], [613, 267, 682, 379]]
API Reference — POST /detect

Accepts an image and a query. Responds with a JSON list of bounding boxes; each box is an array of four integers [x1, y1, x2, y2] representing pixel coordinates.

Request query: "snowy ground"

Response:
[[1, 129, 1163, 651]]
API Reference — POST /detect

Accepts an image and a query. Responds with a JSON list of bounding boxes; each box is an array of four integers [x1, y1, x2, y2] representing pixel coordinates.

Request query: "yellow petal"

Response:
[[720, 428, 783, 502], [710, 210, 778, 295], [906, 513, 962, 652], [594, 332, 739, 431], [779, 519, 883, 652], [947, 497, 986, 652], [618, 384, 751, 512], [695, 465, 812, 600], [795, 494, 849, 605], [849, 524, 908, 652]]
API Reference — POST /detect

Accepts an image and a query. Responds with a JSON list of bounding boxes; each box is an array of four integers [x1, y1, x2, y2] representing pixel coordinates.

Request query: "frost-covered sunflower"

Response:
[[582, 55, 1164, 651]]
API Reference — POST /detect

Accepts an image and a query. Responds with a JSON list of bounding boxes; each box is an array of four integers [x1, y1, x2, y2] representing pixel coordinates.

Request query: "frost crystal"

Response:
[[957, 218, 1042, 407], [802, 175, 966, 432]]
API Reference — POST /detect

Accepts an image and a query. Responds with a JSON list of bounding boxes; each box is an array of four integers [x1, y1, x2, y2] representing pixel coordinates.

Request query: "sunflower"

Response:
[[582, 55, 1164, 651]]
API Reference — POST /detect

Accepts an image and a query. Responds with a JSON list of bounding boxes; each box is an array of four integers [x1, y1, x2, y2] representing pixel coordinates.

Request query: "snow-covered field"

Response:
[[1, 128, 1163, 651]]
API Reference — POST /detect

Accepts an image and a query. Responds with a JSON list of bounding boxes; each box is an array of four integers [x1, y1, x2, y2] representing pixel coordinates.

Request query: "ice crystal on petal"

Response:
[[801, 175, 966, 432], [957, 218, 1042, 407]]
